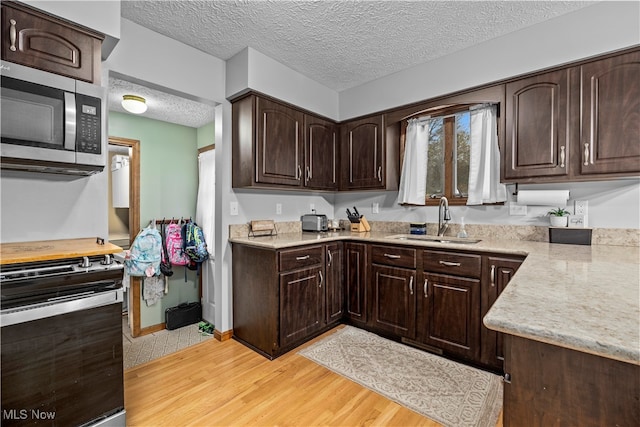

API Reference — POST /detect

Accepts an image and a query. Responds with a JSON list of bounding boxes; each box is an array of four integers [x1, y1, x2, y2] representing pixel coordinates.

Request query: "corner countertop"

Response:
[[0, 238, 124, 265], [229, 231, 640, 365]]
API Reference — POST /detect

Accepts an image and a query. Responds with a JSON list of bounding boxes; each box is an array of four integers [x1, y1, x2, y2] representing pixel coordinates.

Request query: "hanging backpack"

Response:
[[165, 220, 190, 266], [125, 224, 162, 277], [182, 220, 209, 264]]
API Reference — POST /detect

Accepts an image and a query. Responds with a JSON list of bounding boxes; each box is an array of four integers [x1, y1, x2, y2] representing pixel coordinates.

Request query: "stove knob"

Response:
[[101, 254, 113, 265], [80, 256, 91, 268]]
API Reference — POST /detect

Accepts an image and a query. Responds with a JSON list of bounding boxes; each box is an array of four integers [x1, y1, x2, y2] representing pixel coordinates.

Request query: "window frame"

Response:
[[400, 104, 473, 206]]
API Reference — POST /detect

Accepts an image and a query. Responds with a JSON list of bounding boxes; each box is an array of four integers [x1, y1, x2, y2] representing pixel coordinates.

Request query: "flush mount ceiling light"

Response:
[[121, 94, 147, 114]]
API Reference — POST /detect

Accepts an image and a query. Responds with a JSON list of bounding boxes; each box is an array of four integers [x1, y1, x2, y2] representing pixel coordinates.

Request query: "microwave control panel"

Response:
[[76, 94, 101, 155]]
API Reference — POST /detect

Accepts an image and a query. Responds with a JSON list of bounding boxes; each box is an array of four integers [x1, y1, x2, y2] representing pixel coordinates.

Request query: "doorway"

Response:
[[108, 136, 142, 337]]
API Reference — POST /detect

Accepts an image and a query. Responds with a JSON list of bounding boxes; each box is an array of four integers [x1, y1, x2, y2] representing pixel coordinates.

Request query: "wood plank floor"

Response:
[[124, 325, 503, 426]]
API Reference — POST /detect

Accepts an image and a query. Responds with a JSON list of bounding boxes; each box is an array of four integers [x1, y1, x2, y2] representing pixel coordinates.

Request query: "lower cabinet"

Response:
[[418, 272, 480, 361], [344, 242, 368, 326], [232, 243, 342, 359], [371, 264, 416, 338]]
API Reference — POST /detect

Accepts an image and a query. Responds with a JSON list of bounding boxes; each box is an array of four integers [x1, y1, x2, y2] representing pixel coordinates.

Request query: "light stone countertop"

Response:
[[229, 230, 640, 365]]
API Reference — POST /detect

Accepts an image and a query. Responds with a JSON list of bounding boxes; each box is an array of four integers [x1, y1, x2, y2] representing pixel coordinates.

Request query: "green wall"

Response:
[[108, 111, 202, 328], [197, 121, 215, 149]]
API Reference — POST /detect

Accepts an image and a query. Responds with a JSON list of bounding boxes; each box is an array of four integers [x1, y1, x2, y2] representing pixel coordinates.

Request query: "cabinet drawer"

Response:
[[371, 245, 416, 269], [423, 250, 481, 278], [279, 245, 323, 271]]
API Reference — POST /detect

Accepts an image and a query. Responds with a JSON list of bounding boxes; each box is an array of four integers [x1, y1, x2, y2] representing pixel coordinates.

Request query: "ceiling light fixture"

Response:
[[121, 94, 147, 114]]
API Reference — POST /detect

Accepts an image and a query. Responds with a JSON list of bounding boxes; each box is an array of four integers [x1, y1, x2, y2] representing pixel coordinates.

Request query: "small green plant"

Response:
[[548, 207, 570, 217]]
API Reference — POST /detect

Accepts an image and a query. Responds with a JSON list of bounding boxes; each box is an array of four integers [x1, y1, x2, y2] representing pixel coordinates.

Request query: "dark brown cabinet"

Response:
[[340, 115, 386, 190], [304, 115, 339, 190], [1, 2, 103, 83], [504, 69, 570, 180], [417, 250, 482, 361], [232, 94, 340, 191], [232, 243, 340, 359], [503, 48, 640, 182], [325, 243, 344, 324], [480, 255, 524, 370], [344, 242, 367, 326], [574, 50, 640, 176]]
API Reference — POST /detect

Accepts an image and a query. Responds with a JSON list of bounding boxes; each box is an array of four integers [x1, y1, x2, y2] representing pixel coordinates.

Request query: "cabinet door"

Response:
[[305, 115, 338, 190], [371, 264, 416, 338], [340, 115, 385, 190], [279, 266, 324, 347], [255, 97, 304, 186], [504, 69, 570, 180], [576, 50, 640, 176], [480, 256, 523, 370], [325, 243, 344, 324], [1, 4, 102, 83], [344, 242, 367, 325], [419, 272, 480, 360]]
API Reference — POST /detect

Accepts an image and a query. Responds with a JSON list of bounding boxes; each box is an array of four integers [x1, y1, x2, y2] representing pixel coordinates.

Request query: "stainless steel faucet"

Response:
[[438, 196, 451, 236]]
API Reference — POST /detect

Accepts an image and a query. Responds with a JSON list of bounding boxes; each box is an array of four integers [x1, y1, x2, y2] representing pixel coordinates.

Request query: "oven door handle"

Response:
[[0, 288, 123, 327]]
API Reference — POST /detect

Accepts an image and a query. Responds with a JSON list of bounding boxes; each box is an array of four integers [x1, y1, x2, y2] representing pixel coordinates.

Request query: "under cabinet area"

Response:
[[1, 1, 103, 83], [232, 242, 343, 359]]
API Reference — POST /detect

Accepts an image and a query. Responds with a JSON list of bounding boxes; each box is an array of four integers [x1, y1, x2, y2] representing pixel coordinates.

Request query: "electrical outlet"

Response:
[[309, 203, 315, 213], [230, 201, 238, 216], [509, 203, 527, 216], [276, 203, 282, 215], [372, 202, 380, 214], [575, 200, 588, 216]]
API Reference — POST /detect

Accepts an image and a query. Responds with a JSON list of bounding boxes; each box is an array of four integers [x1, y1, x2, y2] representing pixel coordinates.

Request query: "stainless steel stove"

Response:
[[1, 255, 126, 426]]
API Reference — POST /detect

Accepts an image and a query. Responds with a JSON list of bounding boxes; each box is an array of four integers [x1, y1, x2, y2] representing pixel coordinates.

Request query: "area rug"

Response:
[[298, 326, 503, 427], [122, 317, 213, 370]]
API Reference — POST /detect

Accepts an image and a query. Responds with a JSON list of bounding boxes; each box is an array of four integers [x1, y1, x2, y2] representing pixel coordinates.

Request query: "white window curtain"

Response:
[[195, 149, 215, 258], [397, 117, 430, 205], [467, 104, 507, 205]]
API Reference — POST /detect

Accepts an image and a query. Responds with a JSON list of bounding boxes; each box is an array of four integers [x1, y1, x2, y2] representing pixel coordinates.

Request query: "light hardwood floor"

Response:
[[124, 325, 503, 426]]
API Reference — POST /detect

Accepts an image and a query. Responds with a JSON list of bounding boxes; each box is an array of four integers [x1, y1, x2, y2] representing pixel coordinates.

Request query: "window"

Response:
[[402, 106, 471, 206]]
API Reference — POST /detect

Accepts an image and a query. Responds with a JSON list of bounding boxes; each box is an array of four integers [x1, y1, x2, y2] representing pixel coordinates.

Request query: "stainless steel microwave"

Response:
[[1, 61, 106, 176]]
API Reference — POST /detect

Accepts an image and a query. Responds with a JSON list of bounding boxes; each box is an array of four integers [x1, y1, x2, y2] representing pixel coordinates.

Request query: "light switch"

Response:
[[230, 201, 238, 216]]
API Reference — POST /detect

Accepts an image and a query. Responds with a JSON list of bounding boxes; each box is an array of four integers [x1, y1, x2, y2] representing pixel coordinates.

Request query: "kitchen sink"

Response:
[[388, 234, 482, 244]]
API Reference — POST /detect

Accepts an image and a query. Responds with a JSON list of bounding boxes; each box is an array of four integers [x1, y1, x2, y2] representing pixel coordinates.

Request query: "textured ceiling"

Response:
[[113, 0, 594, 127]]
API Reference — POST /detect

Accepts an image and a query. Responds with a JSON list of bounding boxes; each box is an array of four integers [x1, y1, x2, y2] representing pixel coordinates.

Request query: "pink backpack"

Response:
[[165, 221, 190, 266]]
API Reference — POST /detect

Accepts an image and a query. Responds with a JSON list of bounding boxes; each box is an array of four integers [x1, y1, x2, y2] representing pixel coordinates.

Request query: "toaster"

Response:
[[301, 214, 328, 232]]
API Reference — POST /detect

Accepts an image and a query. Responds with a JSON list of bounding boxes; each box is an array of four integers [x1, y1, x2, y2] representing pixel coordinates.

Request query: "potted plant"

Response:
[[548, 207, 570, 227]]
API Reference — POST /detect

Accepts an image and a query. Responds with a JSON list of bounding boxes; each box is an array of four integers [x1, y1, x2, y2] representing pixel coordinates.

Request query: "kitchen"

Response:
[[1, 1, 639, 426]]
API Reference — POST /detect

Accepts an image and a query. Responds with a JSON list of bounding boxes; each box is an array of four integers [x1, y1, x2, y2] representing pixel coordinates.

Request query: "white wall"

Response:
[[339, 1, 640, 120]]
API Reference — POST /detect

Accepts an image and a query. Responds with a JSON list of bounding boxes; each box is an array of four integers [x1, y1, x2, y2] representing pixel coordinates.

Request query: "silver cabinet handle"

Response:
[[296, 255, 310, 261], [490, 265, 496, 287], [560, 145, 565, 168], [584, 143, 590, 166], [319, 271, 323, 287], [296, 165, 302, 180], [9, 19, 17, 52], [384, 253, 401, 259], [439, 260, 461, 267], [327, 249, 333, 266], [409, 276, 414, 295], [423, 279, 428, 298], [377, 166, 382, 182], [305, 165, 311, 183]]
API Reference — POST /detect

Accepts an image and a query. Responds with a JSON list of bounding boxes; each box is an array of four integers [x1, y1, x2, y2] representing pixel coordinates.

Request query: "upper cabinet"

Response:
[[504, 69, 570, 180], [503, 48, 640, 183], [304, 114, 339, 190], [574, 50, 640, 176], [1, 2, 103, 84], [340, 115, 386, 190]]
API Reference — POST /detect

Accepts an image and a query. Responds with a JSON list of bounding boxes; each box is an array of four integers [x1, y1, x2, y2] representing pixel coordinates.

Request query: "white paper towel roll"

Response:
[[516, 190, 570, 206]]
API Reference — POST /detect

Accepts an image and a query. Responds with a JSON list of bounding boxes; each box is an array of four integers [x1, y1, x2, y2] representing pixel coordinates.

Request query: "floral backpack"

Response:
[[165, 220, 190, 266], [125, 224, 162, 277]]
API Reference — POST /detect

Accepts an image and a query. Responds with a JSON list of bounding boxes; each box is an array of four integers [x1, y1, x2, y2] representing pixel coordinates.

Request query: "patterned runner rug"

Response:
[[299, 326, 503, 427]]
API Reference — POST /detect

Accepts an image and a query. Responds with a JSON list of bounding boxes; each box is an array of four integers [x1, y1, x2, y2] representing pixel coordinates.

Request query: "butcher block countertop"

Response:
[[230, 231, 640, 365], [0, 238, 124, 265]]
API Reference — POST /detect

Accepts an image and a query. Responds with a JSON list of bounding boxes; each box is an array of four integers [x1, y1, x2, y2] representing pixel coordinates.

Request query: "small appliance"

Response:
[[0, 61, 106, 175], [301, 213, 328, 232]]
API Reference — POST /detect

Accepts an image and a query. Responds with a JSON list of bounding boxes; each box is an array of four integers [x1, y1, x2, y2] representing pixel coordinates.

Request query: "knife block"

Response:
[[350, 216, 371, 233]]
